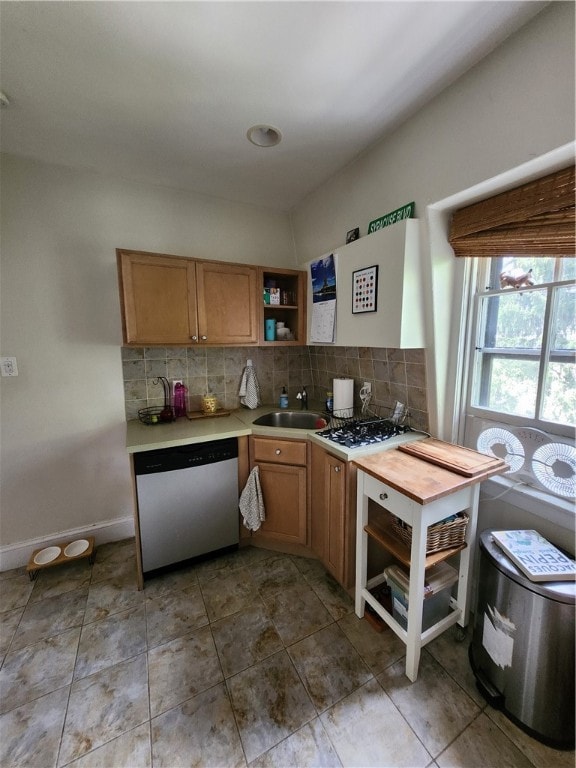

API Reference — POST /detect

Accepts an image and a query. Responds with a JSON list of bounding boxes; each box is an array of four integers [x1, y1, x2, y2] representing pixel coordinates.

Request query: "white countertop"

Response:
[[126, 413, 250, 452], [125, 404, 426, 460]]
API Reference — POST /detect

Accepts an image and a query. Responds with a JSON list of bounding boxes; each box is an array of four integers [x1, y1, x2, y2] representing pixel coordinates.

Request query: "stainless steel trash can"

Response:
[[469, 530, 575, 748]]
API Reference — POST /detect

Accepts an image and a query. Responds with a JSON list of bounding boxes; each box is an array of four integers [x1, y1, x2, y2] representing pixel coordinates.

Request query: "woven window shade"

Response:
[[449, 166, 575, 257]]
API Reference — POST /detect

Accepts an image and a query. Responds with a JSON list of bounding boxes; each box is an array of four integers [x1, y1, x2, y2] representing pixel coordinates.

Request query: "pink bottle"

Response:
[[173, 382, 188, 417]]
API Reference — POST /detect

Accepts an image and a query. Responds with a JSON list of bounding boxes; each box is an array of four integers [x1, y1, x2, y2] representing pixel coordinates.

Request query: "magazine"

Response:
[[491, 529, 576, 582]]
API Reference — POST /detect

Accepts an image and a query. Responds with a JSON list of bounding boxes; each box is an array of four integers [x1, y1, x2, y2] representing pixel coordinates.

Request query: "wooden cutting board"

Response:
[[398, 437, 506, 477], [186, 409, 231, 420]]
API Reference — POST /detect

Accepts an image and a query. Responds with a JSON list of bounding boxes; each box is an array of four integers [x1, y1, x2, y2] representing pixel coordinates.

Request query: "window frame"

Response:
[[460, 256, 575, 517], [466, 257, 575, 440]]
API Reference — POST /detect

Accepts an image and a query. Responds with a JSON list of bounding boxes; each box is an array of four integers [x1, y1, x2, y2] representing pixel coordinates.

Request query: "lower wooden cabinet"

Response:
[[248, 436, 308, 546], [243, 437, 356, 587], [311, 443, 357, 589]]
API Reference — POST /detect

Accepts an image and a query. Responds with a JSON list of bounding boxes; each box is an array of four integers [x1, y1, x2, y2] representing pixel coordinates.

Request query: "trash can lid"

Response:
[[480, 530, 575, 605]]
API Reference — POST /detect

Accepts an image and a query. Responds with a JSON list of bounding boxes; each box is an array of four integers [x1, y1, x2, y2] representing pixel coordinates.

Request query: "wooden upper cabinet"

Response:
[[260, 266, 307, 346], [117, 251, 197, 345], [117, 250, 258, 346], [196, 261, 258, 345]]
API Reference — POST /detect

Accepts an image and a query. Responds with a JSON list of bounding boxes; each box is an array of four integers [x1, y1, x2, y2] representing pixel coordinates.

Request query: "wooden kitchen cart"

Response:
[[353, 444, 505, 681]]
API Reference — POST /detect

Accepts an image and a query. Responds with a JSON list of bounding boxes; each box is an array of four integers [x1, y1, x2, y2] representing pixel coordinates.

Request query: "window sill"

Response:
[[480, 475, 575, 532]]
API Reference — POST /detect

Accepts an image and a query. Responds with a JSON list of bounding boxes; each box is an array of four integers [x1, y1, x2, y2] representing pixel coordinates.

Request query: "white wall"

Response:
[[292, 5, 575, 420], [290, 4, 575, 541], [0, 155, 294, 560], [291, 4, 574, 442], [290, 4, 574, 262]]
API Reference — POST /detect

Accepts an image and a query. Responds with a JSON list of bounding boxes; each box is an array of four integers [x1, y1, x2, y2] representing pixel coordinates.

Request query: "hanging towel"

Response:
[[238, 359, 261, 409], [239, 466, 266, 532]]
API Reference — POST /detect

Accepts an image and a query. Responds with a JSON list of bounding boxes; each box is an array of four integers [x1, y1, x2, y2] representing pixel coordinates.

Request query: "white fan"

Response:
[[476, 427, 525, 474], [531, 443, 576, 498]]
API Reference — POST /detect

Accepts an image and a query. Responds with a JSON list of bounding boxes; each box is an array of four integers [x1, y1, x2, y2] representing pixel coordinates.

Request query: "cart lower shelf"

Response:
[[360, 573, 463, 649]]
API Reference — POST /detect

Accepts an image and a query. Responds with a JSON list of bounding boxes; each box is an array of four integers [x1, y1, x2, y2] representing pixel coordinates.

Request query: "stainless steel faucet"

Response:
[[296, 386, 308, 410]]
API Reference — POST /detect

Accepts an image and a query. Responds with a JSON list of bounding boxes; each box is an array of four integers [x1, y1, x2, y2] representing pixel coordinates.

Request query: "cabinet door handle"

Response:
[[379, 492, 388, 500], [275, 449, 281, 455], [201, 335, 207, 341], [334, 466, 340, 473], [191, 335, 198, 341]]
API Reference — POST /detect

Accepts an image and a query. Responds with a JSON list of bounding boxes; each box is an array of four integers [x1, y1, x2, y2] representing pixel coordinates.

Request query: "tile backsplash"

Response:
[[122, 345, 428, 430], [309, 346, 428, 431]]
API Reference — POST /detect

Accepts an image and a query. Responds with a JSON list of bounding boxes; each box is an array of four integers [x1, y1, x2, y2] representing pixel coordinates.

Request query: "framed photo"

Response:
[[352, 265, 378, 314], [346, 227, 360, 244]]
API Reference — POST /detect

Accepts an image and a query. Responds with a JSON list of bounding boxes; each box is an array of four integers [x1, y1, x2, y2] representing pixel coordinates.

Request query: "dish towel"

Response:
[[238, 359, 261, 409], [239, 466, 266, 532]]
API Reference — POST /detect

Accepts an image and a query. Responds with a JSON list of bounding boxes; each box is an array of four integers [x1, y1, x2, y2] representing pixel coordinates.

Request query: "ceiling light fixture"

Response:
[[247, 124, 282, 148]]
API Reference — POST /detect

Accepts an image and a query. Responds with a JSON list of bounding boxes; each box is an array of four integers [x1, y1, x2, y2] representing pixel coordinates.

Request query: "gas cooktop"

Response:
[[316, 417, 412, 449]]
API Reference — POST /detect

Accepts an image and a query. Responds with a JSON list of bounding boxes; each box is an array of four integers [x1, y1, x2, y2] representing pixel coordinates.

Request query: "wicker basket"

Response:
[[392, 512, 468, 554]]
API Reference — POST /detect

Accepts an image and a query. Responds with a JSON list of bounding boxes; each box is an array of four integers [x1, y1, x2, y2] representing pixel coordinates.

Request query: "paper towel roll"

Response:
[[333, 378, 354, 418]]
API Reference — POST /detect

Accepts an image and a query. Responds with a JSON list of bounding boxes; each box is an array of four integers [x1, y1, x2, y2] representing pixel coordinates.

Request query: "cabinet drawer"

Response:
[[251, 437, 307, 466], [363, 473, 417, 520]]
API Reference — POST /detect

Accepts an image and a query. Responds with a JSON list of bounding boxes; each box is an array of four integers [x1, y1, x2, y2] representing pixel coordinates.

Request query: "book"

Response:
[[491, 530, 576, 582]]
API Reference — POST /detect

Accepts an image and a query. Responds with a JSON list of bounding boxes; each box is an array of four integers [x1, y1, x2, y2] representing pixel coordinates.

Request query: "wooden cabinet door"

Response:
[[117, 251, 198, 345], [310, 443, 327, 559], [323, 453, 347, 583], [256, 462, 307, 545], [310, 444, 357, 589], [196, 261, 258, 345]]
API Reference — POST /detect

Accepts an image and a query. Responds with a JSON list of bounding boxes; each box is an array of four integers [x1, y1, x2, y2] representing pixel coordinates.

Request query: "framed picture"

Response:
[[352, 265, 378, 314], [346, 227, 360, 244]]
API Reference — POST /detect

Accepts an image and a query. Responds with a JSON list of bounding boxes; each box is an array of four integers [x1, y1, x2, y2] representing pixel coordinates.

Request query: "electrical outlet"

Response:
[[362, 381, 372, 396], [392, 401, 406, 423], [0, 357, 18, 376]]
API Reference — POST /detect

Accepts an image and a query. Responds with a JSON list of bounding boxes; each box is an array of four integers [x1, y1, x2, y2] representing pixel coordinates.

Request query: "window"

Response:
[[464, 255, 576, 501], [471, 256, 576, 428], [448, 165, 576, 504]]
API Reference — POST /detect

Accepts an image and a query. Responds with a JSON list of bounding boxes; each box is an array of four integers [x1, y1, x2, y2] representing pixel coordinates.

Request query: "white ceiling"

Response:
[[0, 1, 547, 211]]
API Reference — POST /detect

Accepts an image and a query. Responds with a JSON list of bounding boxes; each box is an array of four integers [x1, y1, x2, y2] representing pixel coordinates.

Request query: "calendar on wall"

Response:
[[352, 265, 378, 314]]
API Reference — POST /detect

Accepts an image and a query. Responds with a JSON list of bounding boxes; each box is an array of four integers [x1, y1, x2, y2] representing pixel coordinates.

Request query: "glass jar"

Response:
[[201, 393, 218, 414]]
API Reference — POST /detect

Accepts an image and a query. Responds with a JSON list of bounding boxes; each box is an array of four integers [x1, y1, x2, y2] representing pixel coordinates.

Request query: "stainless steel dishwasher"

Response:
[[133, 437, 239, 575]]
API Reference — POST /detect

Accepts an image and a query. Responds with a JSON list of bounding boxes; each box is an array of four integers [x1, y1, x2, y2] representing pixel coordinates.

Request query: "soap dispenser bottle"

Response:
[[279, 386, 289, 409]]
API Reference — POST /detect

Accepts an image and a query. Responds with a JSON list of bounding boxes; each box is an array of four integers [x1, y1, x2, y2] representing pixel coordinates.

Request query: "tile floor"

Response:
[[0, 539, 573, 768]]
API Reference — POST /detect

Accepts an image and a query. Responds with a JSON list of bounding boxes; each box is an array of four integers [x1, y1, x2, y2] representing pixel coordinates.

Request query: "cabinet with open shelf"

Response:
[[260, 266, 307, 346]]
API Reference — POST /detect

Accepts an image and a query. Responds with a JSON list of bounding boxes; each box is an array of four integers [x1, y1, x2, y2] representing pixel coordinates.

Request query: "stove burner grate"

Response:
[[316, 417, 411, 448]]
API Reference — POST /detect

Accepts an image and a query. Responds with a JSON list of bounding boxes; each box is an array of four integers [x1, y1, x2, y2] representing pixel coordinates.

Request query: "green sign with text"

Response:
[[367, 202, 415, 234]]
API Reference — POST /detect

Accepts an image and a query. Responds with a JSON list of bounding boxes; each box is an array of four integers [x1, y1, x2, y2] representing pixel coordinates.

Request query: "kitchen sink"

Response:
[[252, 411, 329, 429]]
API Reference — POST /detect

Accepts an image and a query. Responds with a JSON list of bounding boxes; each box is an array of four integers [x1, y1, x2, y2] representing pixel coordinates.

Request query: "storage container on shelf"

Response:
[[383, 561, 458, 632]]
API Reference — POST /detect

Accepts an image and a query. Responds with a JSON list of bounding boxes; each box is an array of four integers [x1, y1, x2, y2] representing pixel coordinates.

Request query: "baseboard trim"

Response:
[[0, 516, 135, 573]]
